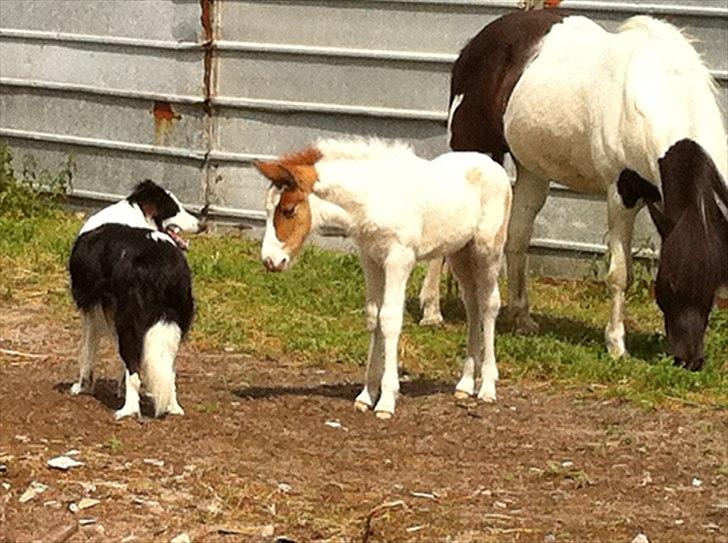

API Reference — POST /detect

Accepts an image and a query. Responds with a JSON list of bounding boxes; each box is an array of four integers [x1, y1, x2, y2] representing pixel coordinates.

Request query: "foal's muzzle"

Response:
[[263, 256, 289, 272]]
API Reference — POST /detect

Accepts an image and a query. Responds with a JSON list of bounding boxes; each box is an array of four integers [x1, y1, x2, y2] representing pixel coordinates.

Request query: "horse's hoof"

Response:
[[375, 410, 393, 420], [70, 383, 85, 396], [453, 390, 472, 400], [354, 400, 371, 413], [500, 307, 539, 334], [419, 314, 444, 327], [606, 340, 627, 359]]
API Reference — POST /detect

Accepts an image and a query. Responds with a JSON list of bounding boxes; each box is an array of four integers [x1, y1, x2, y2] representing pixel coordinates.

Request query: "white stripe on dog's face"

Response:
[[261, 186, 291, 271], [162, 190, 200, 233]]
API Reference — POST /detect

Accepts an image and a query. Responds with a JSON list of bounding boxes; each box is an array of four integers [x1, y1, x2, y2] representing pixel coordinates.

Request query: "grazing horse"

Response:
[[420, 10, 727, 369], [254, 139, 512, 418]]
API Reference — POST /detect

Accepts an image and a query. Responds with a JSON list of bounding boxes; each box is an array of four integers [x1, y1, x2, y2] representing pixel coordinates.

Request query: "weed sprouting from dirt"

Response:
[[0, 143, 74, 219]]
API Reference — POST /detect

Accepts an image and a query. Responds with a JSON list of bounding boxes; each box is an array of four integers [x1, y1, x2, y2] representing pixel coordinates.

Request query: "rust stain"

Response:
[[544, 0, 563, 7], [200, 0, 215, 111], [152, 101, 180, 145]]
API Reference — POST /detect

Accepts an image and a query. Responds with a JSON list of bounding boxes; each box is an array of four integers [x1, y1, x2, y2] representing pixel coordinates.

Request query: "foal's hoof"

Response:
[[453, 390, 472, 400], [70, 382, 90, 396], [354, 400, 371, 413], [374, 411, 393, 420]]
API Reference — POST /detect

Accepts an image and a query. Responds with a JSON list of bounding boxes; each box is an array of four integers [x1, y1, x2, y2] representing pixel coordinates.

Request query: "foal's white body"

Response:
[[262, 141, 512, 418]]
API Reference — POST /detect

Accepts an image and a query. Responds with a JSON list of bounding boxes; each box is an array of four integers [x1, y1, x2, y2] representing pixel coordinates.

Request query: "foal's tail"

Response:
[[143, 321, 181, 417]]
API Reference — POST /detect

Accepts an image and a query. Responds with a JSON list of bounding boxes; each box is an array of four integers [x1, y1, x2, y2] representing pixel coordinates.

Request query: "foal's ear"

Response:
[[647, 200, 675, 238], [253, 160, 297, 190]]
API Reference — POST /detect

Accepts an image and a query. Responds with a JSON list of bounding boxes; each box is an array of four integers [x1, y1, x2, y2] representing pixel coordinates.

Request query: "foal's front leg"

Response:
[[373, 249, 415, 419], [354, 254, 385, 412]]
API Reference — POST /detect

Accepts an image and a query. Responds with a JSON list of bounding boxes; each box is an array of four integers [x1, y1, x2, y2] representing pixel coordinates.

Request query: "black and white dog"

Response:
[[68, 180, 202, 419]]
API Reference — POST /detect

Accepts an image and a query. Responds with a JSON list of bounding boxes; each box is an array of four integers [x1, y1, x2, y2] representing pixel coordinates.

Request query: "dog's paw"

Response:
[[114, 407, 140, 420]]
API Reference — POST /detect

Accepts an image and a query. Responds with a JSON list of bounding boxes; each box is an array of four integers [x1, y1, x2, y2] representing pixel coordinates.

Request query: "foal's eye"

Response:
[[281, 205, 297, 218]]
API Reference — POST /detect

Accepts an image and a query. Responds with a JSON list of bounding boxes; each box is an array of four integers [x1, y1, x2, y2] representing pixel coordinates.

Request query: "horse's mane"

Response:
[[316, 137, 415, 162], [618, 16, 717, 98]]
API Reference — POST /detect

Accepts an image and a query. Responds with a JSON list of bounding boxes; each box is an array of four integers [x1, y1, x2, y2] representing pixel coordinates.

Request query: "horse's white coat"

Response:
[[499, 14, 727, 357], [262, 140, 512, 417]]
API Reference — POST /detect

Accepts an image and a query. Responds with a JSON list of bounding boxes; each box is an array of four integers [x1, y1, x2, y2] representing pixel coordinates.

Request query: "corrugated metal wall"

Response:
[[1, 0, 726, 270]]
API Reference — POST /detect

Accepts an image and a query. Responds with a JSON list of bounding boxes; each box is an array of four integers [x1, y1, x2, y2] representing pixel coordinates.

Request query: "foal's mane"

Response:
[[316, 137, 415, 162]]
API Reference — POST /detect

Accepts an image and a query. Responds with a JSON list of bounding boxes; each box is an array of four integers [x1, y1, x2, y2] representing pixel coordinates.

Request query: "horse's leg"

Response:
[[373, 247, 416, 419], [475, 248, 503, 402], [354, 253, 385, 412], [447, 245, 481, 399], [419, 257, 445, 326], [501, 164, 549, 333], [605, 187, 640, 358]]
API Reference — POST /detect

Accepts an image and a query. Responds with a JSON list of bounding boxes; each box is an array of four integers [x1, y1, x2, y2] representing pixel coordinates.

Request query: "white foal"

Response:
[[255, 139, 512, 419]]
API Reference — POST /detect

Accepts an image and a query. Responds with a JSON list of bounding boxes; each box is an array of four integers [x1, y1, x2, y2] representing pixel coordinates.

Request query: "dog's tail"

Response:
[[143, 321, 182, 417]]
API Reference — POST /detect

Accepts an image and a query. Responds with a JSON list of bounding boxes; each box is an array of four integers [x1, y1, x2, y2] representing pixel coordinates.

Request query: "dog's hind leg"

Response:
[[70, 307, 104, 395], [114, 320, 144, 420], [143, 321, 183, 417]]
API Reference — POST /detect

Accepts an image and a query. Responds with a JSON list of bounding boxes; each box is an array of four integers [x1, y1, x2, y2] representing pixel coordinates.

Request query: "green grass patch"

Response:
[[1, 212, 726, 409]]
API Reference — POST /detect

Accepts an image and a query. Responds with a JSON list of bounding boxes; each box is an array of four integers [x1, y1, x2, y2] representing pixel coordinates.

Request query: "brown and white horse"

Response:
[[254, 139, 512, 418], [421, 10, 727, 370]]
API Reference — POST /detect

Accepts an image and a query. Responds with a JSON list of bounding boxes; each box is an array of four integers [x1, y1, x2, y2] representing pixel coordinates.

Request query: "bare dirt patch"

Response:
[[1, 303, 726, 543]]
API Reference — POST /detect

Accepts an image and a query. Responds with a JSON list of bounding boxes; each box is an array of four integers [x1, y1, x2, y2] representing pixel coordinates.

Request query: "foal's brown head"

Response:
[[254, 147, 322, 271]]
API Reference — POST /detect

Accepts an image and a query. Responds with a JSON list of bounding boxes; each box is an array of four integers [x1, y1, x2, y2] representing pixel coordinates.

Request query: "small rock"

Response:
[[0, 464, 7, 474], [77, 498, 100, 510], [324, 420, 343, 429], [2, 482, 10, 491], [692, 478, 702, 487], [43, 500, 62, 509], [19, 481, 48, 503], [675, 519, 684, 526], [259, 525, 274, 537], [170, 533, 191, 543], [494, 501, 507, 509], [79, 517, 97, 526], [277, 483, 291, 494], [705, 522, 720, 532], [544, 534, 556, 543], [64, 449, 81, 457], [143, 458, 165, 467], [640, 471, 653, 486], [14, 435, 30, 443], [48, 456, 84, 471], [631, 534, 649, 543], [561, 461, 574, 468]]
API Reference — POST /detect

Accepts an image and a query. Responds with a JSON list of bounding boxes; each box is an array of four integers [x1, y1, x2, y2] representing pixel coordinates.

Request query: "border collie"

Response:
[[68, 180, 202, 419]]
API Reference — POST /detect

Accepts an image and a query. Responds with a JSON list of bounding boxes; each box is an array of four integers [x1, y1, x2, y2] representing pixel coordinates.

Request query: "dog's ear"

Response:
[[253, 160, 297, 190]]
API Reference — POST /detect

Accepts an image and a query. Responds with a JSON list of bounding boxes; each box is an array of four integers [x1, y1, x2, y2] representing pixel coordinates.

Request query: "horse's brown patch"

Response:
[[449, 9, 565, 163], [255, 146, 324, 256]]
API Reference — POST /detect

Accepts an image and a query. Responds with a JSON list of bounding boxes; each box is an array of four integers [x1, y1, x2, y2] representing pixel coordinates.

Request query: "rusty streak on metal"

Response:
[[200, 0, 215, 112]]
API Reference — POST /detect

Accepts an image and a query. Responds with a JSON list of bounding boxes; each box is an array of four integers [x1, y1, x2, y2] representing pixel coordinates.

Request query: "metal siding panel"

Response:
[[217, 52, 449, 112], [0, 0, 202, 42], [0, 40, 203, 97], [0, 87, 207, 151]]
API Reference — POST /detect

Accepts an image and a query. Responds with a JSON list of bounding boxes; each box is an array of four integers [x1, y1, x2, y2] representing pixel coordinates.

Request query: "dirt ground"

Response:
[[1, 302, 726, 543]]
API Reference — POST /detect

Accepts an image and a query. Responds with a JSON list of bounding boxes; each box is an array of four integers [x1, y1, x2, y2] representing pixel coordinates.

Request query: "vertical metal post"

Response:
[[200, 0, 218, 210]]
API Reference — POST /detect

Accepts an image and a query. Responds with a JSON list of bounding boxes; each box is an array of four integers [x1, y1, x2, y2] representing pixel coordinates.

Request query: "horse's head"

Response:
[[253, 148, 322, 272], [647, 139, 728, 371]]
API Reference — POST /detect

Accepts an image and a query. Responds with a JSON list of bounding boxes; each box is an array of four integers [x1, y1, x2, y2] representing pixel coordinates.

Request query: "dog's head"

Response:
[[127, 180, 203, 250]]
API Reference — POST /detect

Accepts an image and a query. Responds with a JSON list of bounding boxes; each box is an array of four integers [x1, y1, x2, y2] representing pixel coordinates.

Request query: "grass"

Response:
[[0, 211, 726, 409]]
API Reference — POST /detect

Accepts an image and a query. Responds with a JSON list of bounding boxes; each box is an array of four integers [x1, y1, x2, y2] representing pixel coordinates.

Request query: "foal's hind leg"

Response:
[[354, 254, 385, 412], [605, 187, 640, 358], [475, 250, 503, 402], [447, 245, 482, 399], [501, 164, 549, 333], [70, 307, 105, 395], [419, 257, 445, 326]]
